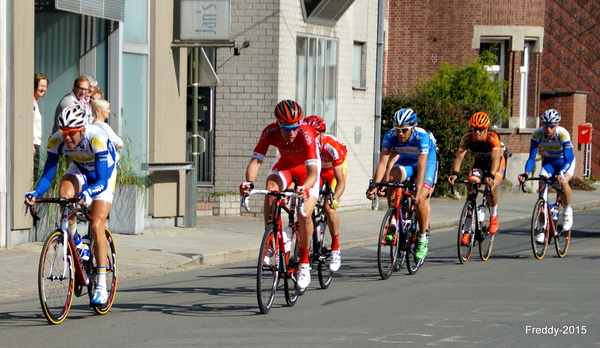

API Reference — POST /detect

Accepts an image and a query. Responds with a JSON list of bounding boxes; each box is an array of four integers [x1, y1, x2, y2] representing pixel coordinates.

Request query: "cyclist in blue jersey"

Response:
[[366, 108, 438, 259], [518, 108, 576, 238], [25, 105, 118, 306]]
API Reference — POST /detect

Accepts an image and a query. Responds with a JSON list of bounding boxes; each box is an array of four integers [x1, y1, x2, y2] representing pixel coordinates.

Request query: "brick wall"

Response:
[[542, 0, 600, 177]]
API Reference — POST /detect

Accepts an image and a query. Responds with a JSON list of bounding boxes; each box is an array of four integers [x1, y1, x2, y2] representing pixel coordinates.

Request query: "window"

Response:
[[353, 41, 366, 89], [296, 35, 338, 134], [480, 40, 507, 127], [519, 43, 531, 128]]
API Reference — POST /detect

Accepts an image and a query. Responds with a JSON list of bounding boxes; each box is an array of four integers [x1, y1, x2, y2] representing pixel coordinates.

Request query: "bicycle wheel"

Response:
[[531, 199, 549, 260], [284, 226, 300, 306], [457, 201, 475, 264], [38, 230, 74, 325], [478, 203, 495, 261], [88, 228, 118, 314], [377, 207, 398, 280], [554, 203, 571, 258], [406, 210, 423, 275], [257, 223, 279, 314], [316, 216, 333, 289]]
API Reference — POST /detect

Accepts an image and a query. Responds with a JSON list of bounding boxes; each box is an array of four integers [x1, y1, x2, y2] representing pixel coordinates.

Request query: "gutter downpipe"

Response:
[[372, 0, 384, 210]]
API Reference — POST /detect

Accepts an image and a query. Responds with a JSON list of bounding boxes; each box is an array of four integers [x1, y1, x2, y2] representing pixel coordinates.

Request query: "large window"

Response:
[[480, 40, 507, 127], [296, 35, 338, 134], [519, 43, 531, 128]]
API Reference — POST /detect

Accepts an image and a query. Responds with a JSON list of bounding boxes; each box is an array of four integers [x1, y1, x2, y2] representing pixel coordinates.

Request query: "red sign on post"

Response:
[[578, 125, 593, 144]]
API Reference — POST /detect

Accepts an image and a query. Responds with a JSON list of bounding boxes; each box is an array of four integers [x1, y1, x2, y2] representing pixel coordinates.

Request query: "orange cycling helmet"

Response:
[[469, 112, 491, 128], [274, 100, 304, 123]]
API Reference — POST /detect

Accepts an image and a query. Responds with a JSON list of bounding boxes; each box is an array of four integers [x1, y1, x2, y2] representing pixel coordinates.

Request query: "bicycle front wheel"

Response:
[[554, 203, 571, 258], [89, 228, 118, 315], [284, 225, 300, 306], [531, 199, 549, 260], [377, 208, 398, 280], [457, 201, 475, 264], [257, 223, 279, 314], [38, 230, 74, 325], [316, 216, 333, 289], [406, 210, 423, 275], [478, 203, 495, 261]]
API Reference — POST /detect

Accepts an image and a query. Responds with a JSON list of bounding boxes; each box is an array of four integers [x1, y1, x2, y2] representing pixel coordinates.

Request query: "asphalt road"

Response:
[[1, 210, 599, 347]]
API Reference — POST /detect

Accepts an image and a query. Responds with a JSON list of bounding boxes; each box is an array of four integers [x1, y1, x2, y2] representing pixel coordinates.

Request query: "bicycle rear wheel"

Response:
[[531, 199, 549, 260], [406, 217, 423, 275], [257, 223, 279, 314], [554, 203, 571, 258], [457, 201, 475, 264], [38, 230, 74, 325], [315, 215, 333, 289], [284, 226, 300, 306], [88, 228, 118, 314], [377, 208, 398, 280], [478, 203, 495, 261]]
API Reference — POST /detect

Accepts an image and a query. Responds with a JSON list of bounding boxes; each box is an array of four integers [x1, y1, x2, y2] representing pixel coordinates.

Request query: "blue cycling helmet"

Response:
[[541, 109, 561, 124], [393, 108, 419, 127]]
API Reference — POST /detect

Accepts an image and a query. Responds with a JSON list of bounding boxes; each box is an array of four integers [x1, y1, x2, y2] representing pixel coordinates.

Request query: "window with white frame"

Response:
[[479, 40, 506, 127], [353, 41, 366, 89], [296, 35, 339, 135], [519, 42, 531, 128]]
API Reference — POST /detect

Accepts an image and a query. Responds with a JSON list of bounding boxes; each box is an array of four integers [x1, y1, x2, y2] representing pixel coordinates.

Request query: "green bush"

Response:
[[382, 57, 510, 197]]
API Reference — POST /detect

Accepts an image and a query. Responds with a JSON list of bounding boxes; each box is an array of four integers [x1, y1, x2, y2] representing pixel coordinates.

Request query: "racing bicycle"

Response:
[[28, 197, 118, 324]]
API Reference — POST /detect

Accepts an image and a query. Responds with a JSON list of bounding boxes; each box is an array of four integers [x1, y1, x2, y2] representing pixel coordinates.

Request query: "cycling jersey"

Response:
[[32, 124, 117, 199], [458, 130, 505, 174], [253, 122, 320, 167], [253, 122, 321, 197], [318, 134, 347, 187], [525, 126, 575, 176], [382, 127, 438, 189]]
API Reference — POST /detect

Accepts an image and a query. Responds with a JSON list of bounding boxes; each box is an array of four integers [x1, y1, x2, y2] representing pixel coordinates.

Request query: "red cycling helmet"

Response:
[[304, 115, 326, 132], [469, 112, 491, 128], [274, 100, 304, 123]]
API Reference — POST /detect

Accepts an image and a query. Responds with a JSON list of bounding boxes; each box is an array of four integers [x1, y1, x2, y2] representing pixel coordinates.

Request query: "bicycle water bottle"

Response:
[[551, 204, 559, 221], [477, 205, 485, 223], [283, 225, 293, 253], [316, 223, 323, 240]]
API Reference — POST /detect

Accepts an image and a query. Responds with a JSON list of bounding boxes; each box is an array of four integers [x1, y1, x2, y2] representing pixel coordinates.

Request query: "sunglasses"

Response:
[[59, 127, 84, 136], [543, 123, 557, 128], [472, 127, 487, 132], [394, 126, 412, 134], [278, 122, 301, 132]]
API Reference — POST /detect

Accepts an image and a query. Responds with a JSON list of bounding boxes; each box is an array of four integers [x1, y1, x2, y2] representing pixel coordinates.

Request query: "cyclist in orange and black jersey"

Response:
[[448, 112, 504, 236]]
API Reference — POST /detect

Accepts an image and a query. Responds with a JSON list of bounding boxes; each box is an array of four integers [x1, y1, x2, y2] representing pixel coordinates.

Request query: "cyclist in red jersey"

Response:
[[448, 112, 505, 242], [305, 116, 347, 272], [240, 100, 320, 291]]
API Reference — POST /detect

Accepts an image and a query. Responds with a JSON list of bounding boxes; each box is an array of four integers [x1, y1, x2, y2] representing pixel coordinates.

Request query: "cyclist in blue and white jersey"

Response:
[[366, 108, 438, 260], [518, 108, 576, 238], [25, 104, 117, 306]]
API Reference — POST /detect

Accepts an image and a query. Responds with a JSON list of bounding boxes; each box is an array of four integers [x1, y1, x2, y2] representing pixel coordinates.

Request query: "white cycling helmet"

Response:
[[540, 109, 561, 124], [57, 105, 87, 128]]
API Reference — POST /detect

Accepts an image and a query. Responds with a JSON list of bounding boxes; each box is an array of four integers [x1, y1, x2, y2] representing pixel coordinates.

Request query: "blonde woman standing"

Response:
[[91, 99, 124, 160]]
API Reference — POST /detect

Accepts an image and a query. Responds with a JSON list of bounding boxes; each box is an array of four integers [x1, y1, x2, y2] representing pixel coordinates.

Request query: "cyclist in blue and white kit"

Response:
[[518, 109, 576, 240], [367, 108, 438, 259], [25, 105, 117, 306]]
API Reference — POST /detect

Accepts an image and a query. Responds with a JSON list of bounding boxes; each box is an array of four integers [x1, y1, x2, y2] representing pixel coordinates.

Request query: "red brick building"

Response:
[[384, 0, 594, 180], [541, 0, 599, 177]]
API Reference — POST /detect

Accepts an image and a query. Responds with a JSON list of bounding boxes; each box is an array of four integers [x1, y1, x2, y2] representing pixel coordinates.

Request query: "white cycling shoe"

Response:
[[563, 207, 573, 231], [329, 250, 341, 272], [297, 263, 311, 290]]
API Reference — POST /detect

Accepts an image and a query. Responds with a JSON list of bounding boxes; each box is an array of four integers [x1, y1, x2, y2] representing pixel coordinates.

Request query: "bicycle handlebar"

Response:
[[368, 180, 417, 197], [241, 190, 307, 217], [518, 176, 561, 193], [26, 197, 93, 221], [450, 180, 494, 199]]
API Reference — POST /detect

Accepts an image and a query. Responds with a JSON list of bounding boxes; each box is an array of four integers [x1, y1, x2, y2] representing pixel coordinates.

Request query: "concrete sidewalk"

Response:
[[2, 188, 599, 301]]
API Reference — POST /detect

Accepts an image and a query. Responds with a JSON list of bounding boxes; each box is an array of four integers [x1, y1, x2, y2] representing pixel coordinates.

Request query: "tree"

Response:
[[382, 57, 510, 196]]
